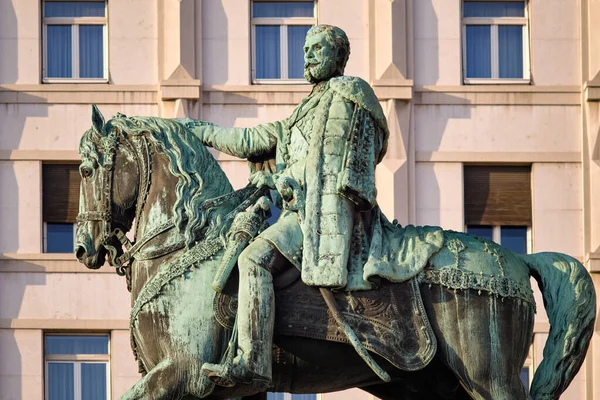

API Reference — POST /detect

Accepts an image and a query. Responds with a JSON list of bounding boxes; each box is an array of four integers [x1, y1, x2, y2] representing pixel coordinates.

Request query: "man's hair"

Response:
[[306, 25, 351, 75]]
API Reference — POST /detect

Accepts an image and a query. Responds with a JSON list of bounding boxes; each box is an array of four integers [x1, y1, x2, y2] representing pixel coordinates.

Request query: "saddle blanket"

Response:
[[214, 277, 437, 372]]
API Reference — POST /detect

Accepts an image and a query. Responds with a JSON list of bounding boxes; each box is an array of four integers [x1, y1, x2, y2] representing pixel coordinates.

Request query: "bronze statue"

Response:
[[75, 25, 595, 400]]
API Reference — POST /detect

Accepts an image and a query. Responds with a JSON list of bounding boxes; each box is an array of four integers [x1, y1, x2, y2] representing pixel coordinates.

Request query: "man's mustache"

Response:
[[304, 61, 320, 68]]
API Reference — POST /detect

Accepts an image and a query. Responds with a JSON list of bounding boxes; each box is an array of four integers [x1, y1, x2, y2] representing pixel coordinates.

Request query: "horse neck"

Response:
[[135, 149, 179, 241]]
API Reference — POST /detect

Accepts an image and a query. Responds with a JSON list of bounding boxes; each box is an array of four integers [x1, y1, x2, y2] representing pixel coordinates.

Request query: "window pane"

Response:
[[80, 25, 104, 78], [48, 363, 74, 400], [46, 335, 109, 355], [520, 367, 530, 389], [499, 25, 523, 78], [46, 223, 74, 253], [256, 26, 281, 79], [45, 1, 105, 17], [465, 25, 491, 78], [47, 25, 72, 78], [268, 394, 285, 400], [464, 1, 525, 17], [82, 363, 107, 400], [288, 25, 311, 79], [501, 226, 527, 254], [253, 2, 314, 18], [467, 225, 493, 241]]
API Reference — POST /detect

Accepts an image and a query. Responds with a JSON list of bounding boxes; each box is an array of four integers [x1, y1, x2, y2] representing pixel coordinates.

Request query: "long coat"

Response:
[[182, 76, 443, 290]]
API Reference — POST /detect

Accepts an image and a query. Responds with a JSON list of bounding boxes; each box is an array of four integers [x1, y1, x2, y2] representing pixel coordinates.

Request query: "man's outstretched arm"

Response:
[[178, 118, 284, 159]]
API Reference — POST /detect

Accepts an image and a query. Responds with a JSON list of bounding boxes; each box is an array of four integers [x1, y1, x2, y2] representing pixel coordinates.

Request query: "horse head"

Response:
[[75, 105, 235, 272], [75, 105, 140, 269]]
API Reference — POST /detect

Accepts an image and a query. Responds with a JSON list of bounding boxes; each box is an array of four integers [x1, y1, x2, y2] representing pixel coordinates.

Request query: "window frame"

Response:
[[44, 333, 111, 400], [42, 0, 109, 83], [251, 0, 317, 85], [461, 0, 531, 84]]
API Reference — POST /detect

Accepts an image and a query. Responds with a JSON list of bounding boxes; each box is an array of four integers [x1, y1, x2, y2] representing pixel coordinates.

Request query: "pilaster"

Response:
[[157, 0, 201, 117]]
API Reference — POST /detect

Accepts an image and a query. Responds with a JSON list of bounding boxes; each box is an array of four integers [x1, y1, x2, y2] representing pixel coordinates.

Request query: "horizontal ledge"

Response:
[[203, 85, 312, 92], [373, 86, 412, 100], [0, 319, 129, 330], [0, 149, 247, 162], [0, 253, 77, 261], [0, 84, 158, 92], [416, 151, 581, 163], [0, 150, 80, 161], [587, 252, 600, 272], [415, 85, 580, 93], [0, 84, 158, 104], [415, 92, 580, 106], [533, 322, 550, 333]]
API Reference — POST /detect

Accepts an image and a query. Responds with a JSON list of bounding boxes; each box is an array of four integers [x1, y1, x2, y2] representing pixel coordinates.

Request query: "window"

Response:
[[43, 1, 108, 82], [45, 335, 110, 400], [252, 1, 316, 83], [43, 164, 81, 253], [464, 165, 532, 252], [268, 394, 317, 400], [462, 1, 530, 83], [466, 226, 530, 254]]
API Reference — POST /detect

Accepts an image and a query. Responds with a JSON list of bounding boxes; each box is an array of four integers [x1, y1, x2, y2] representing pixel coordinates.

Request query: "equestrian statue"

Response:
[[75, 25, 596, 400]]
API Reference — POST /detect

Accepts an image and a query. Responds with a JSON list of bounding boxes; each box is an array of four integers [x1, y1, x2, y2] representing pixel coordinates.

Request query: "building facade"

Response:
[[0, 0, 598, 399]]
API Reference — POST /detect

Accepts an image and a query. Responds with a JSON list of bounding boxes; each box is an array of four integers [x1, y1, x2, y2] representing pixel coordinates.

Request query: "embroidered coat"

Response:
[[181, 76, 443, 290]]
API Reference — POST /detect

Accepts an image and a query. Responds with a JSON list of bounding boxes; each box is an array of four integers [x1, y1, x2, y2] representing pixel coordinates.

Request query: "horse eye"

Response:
[[80, 165, 94, 178]]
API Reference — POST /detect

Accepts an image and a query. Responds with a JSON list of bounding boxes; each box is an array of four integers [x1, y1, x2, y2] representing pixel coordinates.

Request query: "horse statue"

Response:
[[75, 106, 596, 400]]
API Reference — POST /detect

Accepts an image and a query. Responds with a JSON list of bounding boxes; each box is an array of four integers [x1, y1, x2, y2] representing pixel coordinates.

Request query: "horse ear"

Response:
[[91, 104, 105, 134]]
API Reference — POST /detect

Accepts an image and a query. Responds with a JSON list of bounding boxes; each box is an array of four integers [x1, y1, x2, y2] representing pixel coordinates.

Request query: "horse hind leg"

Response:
[[422, 287, 534, 400]]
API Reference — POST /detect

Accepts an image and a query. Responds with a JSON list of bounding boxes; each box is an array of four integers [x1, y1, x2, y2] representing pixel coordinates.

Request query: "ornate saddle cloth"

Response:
[[214, 276, 437, 372]]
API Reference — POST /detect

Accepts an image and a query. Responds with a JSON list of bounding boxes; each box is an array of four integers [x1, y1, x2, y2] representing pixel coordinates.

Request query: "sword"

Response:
[[212, 196, 271, 293]]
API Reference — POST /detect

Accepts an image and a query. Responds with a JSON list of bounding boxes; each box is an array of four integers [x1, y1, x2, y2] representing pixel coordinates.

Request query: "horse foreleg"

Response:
[[119, 360, 182, 400]]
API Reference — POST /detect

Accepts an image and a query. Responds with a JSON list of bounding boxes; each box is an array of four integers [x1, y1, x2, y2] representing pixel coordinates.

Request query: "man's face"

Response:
[[303, 32, 339, 84]]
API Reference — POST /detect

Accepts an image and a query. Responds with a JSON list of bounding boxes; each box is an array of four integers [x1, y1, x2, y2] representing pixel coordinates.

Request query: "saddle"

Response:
[[214, 272, 437, 372]]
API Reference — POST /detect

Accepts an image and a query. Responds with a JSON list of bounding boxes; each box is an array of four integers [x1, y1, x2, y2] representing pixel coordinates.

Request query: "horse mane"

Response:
[[80, 115, 234, 247]]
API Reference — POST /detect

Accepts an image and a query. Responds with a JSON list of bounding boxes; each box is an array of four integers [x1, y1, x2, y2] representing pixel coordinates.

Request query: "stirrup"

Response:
[[201, 362, 271, 390], [201, 362, 236, 388]]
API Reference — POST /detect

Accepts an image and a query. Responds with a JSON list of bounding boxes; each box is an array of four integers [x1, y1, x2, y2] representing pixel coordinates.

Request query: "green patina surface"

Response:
[[74, 24, 596, 400]]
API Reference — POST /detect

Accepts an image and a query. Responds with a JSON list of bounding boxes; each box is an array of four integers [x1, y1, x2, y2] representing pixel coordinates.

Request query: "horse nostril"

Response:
[[75, 245, 86, 262]]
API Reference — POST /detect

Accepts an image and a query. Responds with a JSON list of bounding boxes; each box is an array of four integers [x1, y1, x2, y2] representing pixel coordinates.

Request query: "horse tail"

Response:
[[520, 252, 596, 400]]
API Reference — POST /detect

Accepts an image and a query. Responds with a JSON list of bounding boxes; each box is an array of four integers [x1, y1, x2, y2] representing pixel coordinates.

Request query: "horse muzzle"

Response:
[[75, 241, 105, 269]]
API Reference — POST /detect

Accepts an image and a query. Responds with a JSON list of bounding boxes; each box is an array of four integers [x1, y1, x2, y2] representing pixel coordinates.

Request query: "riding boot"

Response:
[[202, 250, 274, 390]]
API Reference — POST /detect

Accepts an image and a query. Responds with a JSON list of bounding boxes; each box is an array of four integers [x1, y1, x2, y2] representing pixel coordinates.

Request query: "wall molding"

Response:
[[415, 85, 581, 106], [0, 318, 129, 330], [0, 84, 158, 104], [416, 151, 581, 163]]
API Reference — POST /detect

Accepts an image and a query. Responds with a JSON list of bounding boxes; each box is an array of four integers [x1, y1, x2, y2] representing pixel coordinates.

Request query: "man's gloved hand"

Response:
[[249, 171, 277, 189]]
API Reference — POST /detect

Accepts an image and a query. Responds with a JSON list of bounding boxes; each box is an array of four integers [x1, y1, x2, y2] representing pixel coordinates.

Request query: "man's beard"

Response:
[[304, 59, 338, 83]]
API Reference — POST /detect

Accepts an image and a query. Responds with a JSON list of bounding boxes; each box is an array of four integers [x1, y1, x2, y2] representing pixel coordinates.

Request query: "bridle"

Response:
[[77, 127, 150, 277], [77, 122, 269, 282]]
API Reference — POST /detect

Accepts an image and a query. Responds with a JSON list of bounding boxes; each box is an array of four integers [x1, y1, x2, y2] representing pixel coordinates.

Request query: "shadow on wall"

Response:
[[413, 1, 472, 229], [0, 2, 50, 399]]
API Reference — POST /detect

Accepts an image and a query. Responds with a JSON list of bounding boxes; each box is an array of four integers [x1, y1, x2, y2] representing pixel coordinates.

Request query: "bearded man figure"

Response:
[[180, 24, 443, 389]]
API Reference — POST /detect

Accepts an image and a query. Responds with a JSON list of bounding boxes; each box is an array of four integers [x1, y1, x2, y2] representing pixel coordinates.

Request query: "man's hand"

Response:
[[249, 171, 277, 189]]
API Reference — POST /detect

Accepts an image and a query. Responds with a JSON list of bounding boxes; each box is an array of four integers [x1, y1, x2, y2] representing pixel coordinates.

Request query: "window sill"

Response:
[[0, 253, 76, 261], [43, 78, 109, 84], [463, 78, 531, 85], [252, 79, 310, 85]]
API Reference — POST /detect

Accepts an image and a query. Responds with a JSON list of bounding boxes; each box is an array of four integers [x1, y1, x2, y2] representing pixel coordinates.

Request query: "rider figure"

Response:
[[182, 25, 390, 389]]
